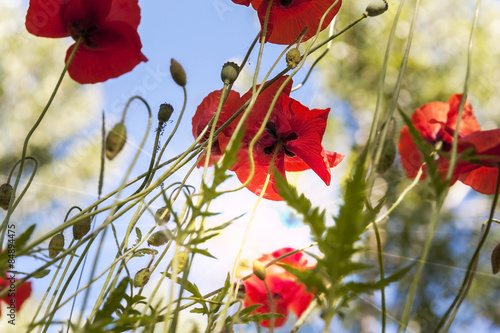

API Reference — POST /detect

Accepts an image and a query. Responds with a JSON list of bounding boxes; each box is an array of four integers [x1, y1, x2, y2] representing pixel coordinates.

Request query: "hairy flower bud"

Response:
[[170, 58, 187, 87], [105, 123, 127, 160], [171, 251, 189, 274], [158, 103, 174, 123], [366, 0, 388, 17], [221, 62, 239, 84], [0, 183, 13, 210], [155, 207, 171, 225], [147, 230, 171, 247], [73, 217, 92, 240], [286, 48, 301, 69], [133, 268, 151, 287], [376, 139, 396, 174], [48, 233, 65, 258], [252, 260, 266, 281]]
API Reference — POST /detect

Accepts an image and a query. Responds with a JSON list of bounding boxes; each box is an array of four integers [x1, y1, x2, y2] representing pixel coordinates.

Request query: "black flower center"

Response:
[[279, 0, 293, 7], [70, 23, 99, 48], [263, 121, 298, 157]]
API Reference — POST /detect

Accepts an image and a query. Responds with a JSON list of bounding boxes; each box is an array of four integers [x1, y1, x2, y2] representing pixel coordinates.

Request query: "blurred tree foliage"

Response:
[[0, 1, 103, 229], [314, 0, 500, 331]]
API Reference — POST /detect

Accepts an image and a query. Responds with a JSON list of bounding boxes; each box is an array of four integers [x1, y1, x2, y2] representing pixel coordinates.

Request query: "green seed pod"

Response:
[[158, 103, 174, 123], [48, 233, 65, 258], [154, 207, 171, 225], [252, 260, 266, 281], [491, 242, 500, 274], [133, 268, 151, 288], [147, 230, 171, 247], [376, 139, 396, 174], [105, 123, 127, 160], [170, 58, 187, 87], [73, 217, 92, 240], [220, 62, 239, 84], [286, 48, 301, 69], [366, 0, 388, 17], [0, 183, 13, 210]]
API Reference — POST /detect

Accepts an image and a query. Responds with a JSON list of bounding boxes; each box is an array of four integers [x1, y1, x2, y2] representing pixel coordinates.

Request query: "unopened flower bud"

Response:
[[155, 207, 171, 225], [286, 48, 301, 69], [133, 268, 151, 287], [252, 260, 266, 281], [366, 0, 388, 17], [48, 233, 65, 258], [170, 58, 187, 87], [105, 123, 127, 160], [158, 103, 174, 123], [147, 230, 171, 247], [171, 251, 189, 274], [376, 139, 396, 174], [73, 217, 92, 240], [236, 282, 246, 300], [491, 242, 500, 274], [0, 183, 13, 210], [221, 62, 239, 84]]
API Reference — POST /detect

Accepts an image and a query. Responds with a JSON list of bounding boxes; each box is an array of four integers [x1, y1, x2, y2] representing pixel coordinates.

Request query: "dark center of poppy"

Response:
[[263, 121, 298, 157], [279, 0, 293, 7], [69, 23, 99, 48]]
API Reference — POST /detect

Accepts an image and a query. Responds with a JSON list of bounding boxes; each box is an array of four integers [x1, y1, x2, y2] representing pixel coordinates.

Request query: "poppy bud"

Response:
[[73, 217, 92, 240], [0, 183, 13, 210], [155, 207, 171, 225], [252, 260, 266, 281], [158, 103, 174, 123], [220, 62, 239, 84], [33, 269, 51, 279], [133, 268, 151, 287], [147, 230, 171, 247], [171, 251, 189, 274], [105, 123, 127, 160], [170, 58, 187, 87], [491, 242, 500, 274], [376, 139, 396, 174], [48, 233, 65, 258], [236, 282, 246, 300], [366, 0, 388, 17], [286, 48, 301, 69]]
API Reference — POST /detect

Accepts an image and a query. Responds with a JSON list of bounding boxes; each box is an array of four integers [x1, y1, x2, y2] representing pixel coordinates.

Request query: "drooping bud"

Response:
[[376, 139, 396, 174], [32, 269, 51, 279], [491, 242, 500, 274], [158, 103, 174, 123], [48, 233, 65, 258], [133, 268, 151, 287], [171, 251, 189, 274], [147, 230, 171, 247], [155, 207, 171, 225], [220, 62, 239, 85], [236, 282, 246, 300], [0, 183, 13, 210], [73, 217, 92, 240], [170, 58, 187, 87], [366, 0, 388, 17], [252, 260, 266, 281], [105, 123, 127, 160], [286, 48, 301, 69]]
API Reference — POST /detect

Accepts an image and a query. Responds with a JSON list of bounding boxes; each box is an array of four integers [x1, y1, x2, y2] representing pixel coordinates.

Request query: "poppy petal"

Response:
[[25, 0, 68, 38], [106, 0, 142, 29], [446, 94, 481, 136], [65, 21, 147, 84], [459, 167, 500, 195]]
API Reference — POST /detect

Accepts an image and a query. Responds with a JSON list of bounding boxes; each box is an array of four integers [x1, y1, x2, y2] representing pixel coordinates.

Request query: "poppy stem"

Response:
[[0, 36, 83, 249], [264, 281, 275, 333]]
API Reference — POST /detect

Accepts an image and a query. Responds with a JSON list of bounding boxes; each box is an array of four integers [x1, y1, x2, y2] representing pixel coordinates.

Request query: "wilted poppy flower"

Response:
[[398, 94, 481, 179], [232, 0, 342, 45], [25, 0, 148, 84], [0, 273, 32, 316], [222, 76, 343, 201], [238, 247, 314, 328]]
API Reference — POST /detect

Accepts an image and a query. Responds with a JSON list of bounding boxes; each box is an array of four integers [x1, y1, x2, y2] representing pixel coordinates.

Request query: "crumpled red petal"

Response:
[[25, 0, 68, 38]]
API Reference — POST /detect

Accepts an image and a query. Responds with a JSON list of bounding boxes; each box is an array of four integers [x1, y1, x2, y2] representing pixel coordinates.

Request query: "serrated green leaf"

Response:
[[133, 248, 158, 258], [135, 227, 142, 243], [191, 248, 216, 259], [279, 264, 327, 294], [15, 224, 36, 250], [94, 277, 129, 323], [239, 304, 262, 318]]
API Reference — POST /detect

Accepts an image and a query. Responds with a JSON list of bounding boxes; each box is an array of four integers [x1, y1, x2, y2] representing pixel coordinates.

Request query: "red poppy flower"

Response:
[[232, 0, 342, 45], [25, 0, 147, 84], [398, 94, 481, 179], [238, 248, 314, 328], [439, 129, 500, 194], [0, 273, 32, 316], [222, 77, 343, 201]]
